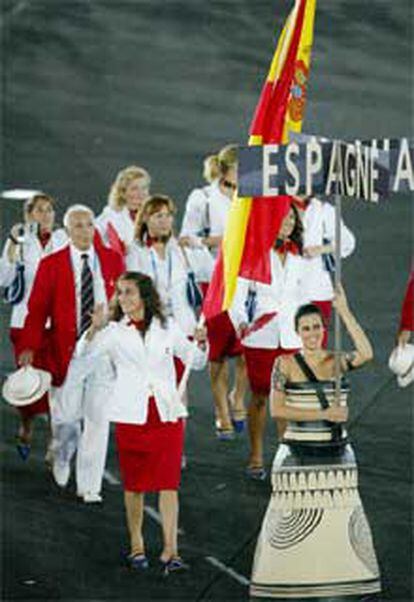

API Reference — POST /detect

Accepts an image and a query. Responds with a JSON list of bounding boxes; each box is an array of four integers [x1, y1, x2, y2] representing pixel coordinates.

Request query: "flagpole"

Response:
[[334, 150, 342, 405]]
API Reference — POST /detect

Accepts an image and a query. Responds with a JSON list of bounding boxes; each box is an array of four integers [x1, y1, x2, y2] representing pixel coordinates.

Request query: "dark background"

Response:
[[1, 1, 413, 600]]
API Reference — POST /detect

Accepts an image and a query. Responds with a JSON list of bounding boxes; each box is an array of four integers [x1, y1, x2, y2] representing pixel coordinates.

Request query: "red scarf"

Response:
[[291, 197, 311, 212], [145, 234, 166, 247], [128, 318, 145, 331], [274, 239, 299, 255], [129, 209, 138, 222], [38, 231, 51, 249]]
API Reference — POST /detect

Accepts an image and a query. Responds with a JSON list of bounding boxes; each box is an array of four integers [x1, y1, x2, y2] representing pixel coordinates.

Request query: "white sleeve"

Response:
[[185, 246, 214, 282], [322, 203, 356, 258], [228, 277, 250, 329], [75, 323, 116, 360], [180, 189, 207, 238], [65, 324, 117, 387], [0, 240, 17, 287], [170, 320, 207, 370]]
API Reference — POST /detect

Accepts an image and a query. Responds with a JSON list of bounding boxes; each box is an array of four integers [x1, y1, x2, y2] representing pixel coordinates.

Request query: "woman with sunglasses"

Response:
[[180, 144, 248, 440], [250, 286, 381, 599], [180, 144, 237, 255], [230, 201, 309, 479]]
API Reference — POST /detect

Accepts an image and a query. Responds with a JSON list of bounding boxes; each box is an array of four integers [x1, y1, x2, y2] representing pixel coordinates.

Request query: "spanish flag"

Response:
[[203, 0, 316, 319]]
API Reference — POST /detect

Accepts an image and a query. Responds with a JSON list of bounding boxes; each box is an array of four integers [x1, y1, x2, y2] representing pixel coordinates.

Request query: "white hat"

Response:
[[388, 344, 414, 388], [2, 366, 52, 406]]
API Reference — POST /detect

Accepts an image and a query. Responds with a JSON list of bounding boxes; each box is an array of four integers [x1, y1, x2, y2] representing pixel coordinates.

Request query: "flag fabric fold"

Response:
[[203, 0, 316, 319]]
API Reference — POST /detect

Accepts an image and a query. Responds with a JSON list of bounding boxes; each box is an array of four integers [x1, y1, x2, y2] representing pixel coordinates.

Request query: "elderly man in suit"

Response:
[[19, 204, 124, 502]]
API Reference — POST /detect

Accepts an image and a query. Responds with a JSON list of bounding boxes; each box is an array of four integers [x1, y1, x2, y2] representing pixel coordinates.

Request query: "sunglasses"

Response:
[[221, 179, 237, 191]]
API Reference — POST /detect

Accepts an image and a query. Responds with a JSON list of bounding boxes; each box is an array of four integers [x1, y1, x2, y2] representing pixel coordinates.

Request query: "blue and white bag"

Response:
[[3, 262, 25, 305]]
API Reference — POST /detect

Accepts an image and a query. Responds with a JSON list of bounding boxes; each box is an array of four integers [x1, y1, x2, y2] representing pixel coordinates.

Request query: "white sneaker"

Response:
[[82, 492, 103, 503], [52, 462, 70, 488]]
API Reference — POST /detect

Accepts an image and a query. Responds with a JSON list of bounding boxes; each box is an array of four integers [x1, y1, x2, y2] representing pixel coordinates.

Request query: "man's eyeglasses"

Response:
[[221, 179, 237, 191]]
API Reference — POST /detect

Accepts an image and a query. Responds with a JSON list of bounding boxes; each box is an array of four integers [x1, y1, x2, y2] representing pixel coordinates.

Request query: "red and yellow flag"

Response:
[[203, 0, 316, 319]]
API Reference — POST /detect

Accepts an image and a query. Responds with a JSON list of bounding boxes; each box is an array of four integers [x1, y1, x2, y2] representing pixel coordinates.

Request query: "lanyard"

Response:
[[149, 247, 174, 315], [149, 247, 173, 290]]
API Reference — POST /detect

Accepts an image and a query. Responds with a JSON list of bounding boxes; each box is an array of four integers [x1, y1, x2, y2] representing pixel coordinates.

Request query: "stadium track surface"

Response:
[[1, 1, 412, 600]]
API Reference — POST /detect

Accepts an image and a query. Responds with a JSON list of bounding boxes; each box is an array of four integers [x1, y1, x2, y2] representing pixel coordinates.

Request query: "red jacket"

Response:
[[21, 244, 124, 386], [400, 268, 414, 332]]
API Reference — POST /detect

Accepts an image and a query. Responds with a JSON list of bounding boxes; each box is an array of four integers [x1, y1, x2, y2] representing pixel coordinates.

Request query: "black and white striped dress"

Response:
[[250, 380, 381, 599]]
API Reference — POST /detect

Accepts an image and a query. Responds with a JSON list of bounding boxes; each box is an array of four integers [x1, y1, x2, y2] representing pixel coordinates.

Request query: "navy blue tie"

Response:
[[79, 254, 94, 336]]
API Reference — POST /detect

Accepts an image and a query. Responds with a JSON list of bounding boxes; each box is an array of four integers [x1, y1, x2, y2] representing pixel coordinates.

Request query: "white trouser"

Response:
[[50, 356, 114, 494]]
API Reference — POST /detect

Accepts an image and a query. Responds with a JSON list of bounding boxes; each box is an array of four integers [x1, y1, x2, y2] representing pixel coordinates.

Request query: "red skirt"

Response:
[[244, 347, 298, 395], [10, 328, 50, 418], [115, 397, 184, 492], [206, 312, 243, 361]]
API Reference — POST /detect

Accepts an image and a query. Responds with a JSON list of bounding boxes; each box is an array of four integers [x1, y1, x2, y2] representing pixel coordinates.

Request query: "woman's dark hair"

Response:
[[110, 271, 167, 331], [294, 303, 325, 332], [289, 203, 304, 254]]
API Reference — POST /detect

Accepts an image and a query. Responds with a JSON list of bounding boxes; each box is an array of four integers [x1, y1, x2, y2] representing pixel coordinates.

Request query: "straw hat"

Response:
[[388, 344, 414, 388], [2, 366, 52, 406]]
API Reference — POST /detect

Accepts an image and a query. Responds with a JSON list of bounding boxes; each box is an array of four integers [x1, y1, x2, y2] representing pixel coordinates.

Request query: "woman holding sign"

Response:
[[250, 286, 381, 598]]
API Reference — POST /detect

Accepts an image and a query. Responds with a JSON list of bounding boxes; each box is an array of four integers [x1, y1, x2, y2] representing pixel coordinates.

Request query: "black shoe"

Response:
[[127, 553, 149, 571], [160, 556, 189, 575]]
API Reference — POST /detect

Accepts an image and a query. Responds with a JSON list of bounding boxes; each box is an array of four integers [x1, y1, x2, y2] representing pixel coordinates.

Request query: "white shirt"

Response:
[[302, 198, 356, 301], [180, 180, 231, 260], [229, 250, 309, 349], [0, 228, 68, 328], [74, 317, 207, 424], [126, 237, 213, 336], [69, 244, 108, 333]]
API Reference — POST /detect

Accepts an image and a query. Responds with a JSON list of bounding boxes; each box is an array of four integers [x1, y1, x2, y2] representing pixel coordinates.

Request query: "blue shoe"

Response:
[[245, 465, 267, 481], [16, 442, 31, 461], [232, 419, 246, 433], [127, 553, 149, 571], [161, 556, 189, 575]]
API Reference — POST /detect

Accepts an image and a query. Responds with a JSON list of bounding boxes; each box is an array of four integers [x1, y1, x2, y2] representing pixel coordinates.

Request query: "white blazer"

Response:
[[229, 250, 310, 350], [302, 198, 356, 301], [126, 237, 213, 336], [180, 180, 231, 260], [74, 316, 207, 424], [96, 206, 135, 252], [0, 228, 68, 328]]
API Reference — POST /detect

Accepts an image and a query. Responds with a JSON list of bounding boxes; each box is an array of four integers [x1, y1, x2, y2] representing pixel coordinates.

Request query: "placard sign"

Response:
[[238, 138, 413, 202]]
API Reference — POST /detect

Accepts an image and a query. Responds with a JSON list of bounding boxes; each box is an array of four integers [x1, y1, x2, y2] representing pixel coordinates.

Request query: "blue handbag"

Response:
[[4, 262, 26, 305], [245, 286, 258, 323], [321, 237, 336, 274], [186, 271, 203, 309]]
